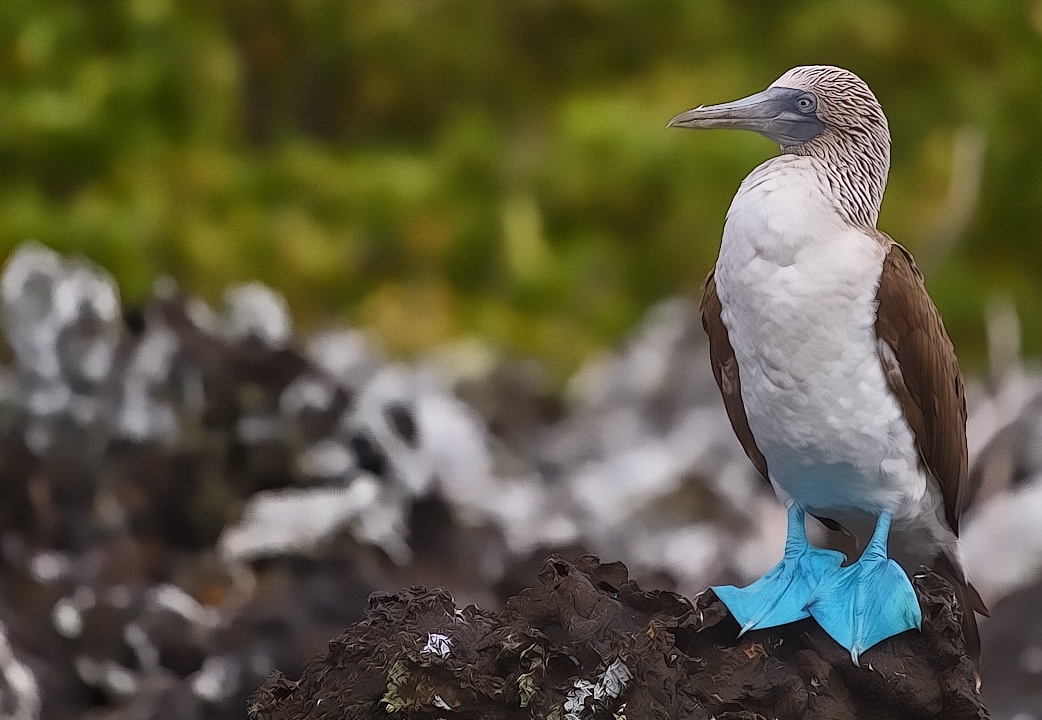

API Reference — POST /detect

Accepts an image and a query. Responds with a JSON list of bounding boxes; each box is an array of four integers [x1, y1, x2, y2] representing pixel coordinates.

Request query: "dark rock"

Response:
[[248, 555, 989, 720], [349, 431, 389, 478], [384, 403, 418, 448]]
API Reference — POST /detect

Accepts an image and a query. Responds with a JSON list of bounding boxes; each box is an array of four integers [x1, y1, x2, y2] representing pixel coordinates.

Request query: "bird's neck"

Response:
[[728, 156, 870, 263], [790, 134, 890, 229], [820, 160, 886, 228]]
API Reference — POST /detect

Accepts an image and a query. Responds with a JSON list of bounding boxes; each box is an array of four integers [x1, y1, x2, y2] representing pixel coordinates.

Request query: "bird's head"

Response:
[[669, 66, 891, 226]]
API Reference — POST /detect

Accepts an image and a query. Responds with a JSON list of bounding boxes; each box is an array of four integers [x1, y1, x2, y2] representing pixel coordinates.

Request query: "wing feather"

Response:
[[873, 239, 969, 534], [701, 270, 770, 485]]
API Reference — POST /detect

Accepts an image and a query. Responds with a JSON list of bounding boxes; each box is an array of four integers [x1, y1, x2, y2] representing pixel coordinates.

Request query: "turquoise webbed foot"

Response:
[[712, 503, 846, 634], [807, 512, 923, 664]]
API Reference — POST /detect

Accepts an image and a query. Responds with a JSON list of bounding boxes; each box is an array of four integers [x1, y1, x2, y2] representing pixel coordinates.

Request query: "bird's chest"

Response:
[[714, 167, 918, 512]]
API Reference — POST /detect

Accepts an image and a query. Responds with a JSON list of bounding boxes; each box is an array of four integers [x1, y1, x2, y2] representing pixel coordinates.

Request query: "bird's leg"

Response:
[[713, 502, 846, 634], [806, 511, 923, 664]]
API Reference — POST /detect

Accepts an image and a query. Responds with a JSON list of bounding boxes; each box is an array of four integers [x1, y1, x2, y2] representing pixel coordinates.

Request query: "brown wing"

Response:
[[873, 240, 969, 534], [701, 269, 770, 484]]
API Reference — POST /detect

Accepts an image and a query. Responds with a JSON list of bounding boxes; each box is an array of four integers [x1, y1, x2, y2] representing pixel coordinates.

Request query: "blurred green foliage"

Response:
[[1, 0, 1041, 375]]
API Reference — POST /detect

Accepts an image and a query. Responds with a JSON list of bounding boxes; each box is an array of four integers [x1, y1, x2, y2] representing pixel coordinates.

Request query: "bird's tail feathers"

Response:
[[932, 550, 988, 675]]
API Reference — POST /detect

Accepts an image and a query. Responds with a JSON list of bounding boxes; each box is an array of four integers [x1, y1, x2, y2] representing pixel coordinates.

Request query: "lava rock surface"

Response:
[[250, 555, 989, 720]]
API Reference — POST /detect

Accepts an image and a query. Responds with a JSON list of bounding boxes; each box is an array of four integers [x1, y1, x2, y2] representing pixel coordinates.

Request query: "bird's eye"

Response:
[[795, 94, 817, 113]]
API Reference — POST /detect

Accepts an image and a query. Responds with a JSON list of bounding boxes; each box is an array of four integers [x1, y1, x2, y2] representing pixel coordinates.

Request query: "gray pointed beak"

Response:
[[667, 86, 824, 146]]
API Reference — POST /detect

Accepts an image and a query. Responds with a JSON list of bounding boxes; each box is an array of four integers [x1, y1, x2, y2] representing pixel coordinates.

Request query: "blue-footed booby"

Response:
[[668, 66, 987, 665]]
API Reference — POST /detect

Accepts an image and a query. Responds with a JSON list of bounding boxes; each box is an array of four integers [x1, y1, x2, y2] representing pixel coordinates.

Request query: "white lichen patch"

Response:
[[563, 658, 633, 718], [422, 632, 453, 658]]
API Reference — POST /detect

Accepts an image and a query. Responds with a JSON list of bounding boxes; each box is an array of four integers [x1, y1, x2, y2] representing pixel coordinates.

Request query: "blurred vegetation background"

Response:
[[1, 0, 1041, 377]]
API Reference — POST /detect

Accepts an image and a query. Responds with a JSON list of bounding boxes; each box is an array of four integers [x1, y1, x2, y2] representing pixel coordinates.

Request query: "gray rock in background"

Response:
[[0, 241, 1033, 718]]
